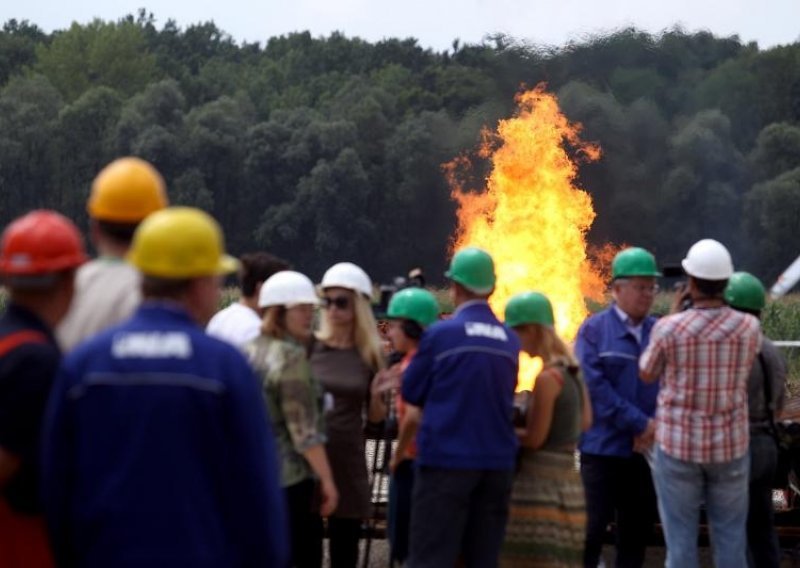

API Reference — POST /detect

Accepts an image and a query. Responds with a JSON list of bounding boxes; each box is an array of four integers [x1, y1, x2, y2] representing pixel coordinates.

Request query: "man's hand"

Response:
[[633, 419, 656, 453]]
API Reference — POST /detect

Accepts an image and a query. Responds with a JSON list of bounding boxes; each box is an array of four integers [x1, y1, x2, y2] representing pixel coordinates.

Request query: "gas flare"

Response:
[[447, 85, 608, 391]]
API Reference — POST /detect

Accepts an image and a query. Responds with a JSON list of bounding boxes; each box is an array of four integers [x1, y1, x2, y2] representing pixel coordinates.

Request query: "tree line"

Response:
[[1, 11, 799, 285]]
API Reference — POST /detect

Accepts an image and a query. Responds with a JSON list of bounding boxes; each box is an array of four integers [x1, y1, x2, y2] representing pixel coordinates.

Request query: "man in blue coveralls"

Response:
[[42, 207, 289, 568], [576, 247, 661, 568], [402, 247, 520, 568]]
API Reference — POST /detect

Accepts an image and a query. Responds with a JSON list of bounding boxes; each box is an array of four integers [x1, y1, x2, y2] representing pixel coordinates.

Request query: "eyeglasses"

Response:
[[323, 296, 351, 310]]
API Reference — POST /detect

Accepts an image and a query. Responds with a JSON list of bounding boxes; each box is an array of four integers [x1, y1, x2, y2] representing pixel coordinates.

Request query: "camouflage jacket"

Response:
[[245, 335, 326, 487]]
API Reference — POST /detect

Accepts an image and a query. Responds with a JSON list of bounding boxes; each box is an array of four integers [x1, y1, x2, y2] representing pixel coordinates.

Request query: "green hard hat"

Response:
[[724, 271, 766, 312], [445, 247, 496, 294], [504, 291, 555, 328], [612, 247, 661, 279], [387, 287, 440, 327]]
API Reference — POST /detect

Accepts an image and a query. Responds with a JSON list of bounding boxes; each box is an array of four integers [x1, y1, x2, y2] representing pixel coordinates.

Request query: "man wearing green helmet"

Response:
[[383, 287, 439, 566], [402, 247, 520, 568], [725, 272, 787, 568], [576, 246, 661, 567]]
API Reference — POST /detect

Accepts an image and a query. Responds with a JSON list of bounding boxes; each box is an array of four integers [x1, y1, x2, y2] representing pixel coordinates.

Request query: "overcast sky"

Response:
[[6, 0, 800, 51]]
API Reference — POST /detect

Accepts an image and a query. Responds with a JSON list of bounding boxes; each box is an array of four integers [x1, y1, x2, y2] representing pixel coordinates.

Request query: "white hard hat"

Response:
[[320, 262, 372, 297], [681, 239, 734, 280], [258, 271, 320, 308]]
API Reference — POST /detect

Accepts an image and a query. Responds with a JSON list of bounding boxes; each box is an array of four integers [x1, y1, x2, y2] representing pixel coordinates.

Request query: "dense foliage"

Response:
[[1, 12, 800, 284]]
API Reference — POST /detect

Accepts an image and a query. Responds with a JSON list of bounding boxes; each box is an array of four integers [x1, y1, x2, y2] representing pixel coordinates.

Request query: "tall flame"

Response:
[[448, 85, 607, 391]]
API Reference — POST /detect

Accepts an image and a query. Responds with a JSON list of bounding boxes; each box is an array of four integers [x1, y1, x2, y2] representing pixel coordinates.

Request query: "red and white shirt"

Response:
[[639, 306, 761, 463]]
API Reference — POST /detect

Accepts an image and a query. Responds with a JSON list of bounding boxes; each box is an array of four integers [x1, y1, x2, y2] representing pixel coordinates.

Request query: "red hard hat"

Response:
[[0, 210, 88, 275]]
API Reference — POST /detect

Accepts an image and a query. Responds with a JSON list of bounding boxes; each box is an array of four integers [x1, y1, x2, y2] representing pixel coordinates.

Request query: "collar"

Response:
[[453, 299, 490, 316], [610, 303, 649, 340], [6, 302, 55, 338], [137, 301, 197, 325]]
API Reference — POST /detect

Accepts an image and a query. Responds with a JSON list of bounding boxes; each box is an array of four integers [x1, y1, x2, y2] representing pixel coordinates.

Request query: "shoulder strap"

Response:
[[0, 330, 48, 358]]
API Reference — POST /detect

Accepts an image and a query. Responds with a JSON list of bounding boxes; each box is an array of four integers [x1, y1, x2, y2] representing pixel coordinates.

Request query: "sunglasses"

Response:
[[323, 296, 351, 310]]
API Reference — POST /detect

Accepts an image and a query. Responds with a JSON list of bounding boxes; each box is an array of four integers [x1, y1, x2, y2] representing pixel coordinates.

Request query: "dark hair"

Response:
[[96, 220, 140, 245], [692, 277, 728, 299], [142, 276, 193, 299], [239, 252, 290, 297]]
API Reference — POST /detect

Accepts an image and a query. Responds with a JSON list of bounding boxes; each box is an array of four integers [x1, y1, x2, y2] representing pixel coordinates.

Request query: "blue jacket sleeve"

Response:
[[575, 322, 650, 436], [41, 361, 77, 568], [402, 330, 436, 407], [224, 353, 290, 568]]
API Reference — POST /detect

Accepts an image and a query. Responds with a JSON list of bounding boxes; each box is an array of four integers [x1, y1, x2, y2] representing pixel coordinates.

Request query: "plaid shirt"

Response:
[[639, 306, 761, 463]]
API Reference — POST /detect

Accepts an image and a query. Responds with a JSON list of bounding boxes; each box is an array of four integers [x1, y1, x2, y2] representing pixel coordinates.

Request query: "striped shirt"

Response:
[[639, 306, 761, 463]]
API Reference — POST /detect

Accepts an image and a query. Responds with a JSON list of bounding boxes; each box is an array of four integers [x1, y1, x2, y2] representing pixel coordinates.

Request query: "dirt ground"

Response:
[[344, 540, 800, 567]]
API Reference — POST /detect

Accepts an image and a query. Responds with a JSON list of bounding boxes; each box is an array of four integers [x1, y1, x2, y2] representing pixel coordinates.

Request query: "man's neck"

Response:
[[239, 296, 258, 311], [692, 297, 725, 309]]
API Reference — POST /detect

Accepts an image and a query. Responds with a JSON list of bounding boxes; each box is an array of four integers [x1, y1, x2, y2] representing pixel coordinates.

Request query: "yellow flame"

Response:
[[448, 85, 607, 391]]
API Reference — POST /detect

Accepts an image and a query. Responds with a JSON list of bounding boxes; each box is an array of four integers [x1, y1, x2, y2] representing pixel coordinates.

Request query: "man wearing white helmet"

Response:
[[640, 239, 761, 568]]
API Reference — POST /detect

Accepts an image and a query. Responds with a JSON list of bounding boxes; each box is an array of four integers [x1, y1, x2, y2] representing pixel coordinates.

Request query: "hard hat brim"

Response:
[[216, 255, 240, 275]]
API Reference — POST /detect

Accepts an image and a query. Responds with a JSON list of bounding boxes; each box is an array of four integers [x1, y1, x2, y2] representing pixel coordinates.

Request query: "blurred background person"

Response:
[[500, 291, 592, 567], [641, 239, 760, 568], [245, 270, 338, 568], [207, 251, 289, 348], [57, 157, 167, 352], [0, 211, 87, 568], [384, 287, 440, 566], [42, 207, 288, 568], [576, 247, 661, 568], [725, 272, 787, 568], [402, 247, 520, 568], [310, 262, 389, 568]]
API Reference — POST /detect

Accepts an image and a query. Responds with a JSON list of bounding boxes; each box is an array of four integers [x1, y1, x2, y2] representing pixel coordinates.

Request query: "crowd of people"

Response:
[[0, 156, 790, 568]]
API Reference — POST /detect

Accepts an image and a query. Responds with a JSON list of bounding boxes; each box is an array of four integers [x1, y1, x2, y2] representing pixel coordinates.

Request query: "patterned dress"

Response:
[[501, 364, 587, 567]]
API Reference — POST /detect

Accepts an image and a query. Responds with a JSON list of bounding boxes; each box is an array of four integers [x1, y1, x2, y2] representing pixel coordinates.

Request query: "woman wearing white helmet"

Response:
[[244, 270, 338, 568], [310, 262, 389, 568]]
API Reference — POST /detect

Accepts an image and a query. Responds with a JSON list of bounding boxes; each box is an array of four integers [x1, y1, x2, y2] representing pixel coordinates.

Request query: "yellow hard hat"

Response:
[[88, 157, 168, 223], [127, 207, 239, 278]]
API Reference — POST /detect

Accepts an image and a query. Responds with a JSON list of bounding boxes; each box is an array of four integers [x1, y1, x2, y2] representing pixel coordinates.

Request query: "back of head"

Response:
[[724, 272, 766, 315], [127, 207, 239, 297], [0, 210, 88, 291], [88, 157, 168, 234], [239, 252, 290, 298], [682, 239, 733, 281], [445, 247, 496, 296], [504, 291, 554, 328]]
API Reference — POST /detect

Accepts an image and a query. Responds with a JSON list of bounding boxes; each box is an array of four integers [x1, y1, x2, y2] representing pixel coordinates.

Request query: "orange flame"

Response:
[[448, 84, 608, 391]]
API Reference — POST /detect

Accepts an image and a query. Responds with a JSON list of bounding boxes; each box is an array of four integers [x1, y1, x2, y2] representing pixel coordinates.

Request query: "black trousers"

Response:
[[388, 459, 415, 564], [747, 432, 780, 568], [328, 517, 361, 568], [580, 452, 658, 568], [286, 479, 323, 568], [407, 467, 513, 568]]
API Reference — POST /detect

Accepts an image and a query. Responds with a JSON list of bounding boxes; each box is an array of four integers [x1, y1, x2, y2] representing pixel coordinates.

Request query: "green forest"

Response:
[[1, 11, 800, 285]]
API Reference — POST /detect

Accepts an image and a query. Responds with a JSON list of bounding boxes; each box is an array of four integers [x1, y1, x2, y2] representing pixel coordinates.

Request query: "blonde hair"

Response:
[[524, 323, 578, 368], [317, 291, 386, 372]]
